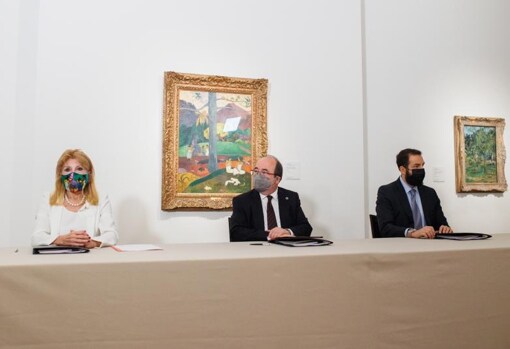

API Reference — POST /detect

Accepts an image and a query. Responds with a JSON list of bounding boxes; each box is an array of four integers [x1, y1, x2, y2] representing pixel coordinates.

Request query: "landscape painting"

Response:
[[162, 72, 268, 210], [454, 116, 507, 193], [178, 91, 253, 194], [464, 125, 497, 183]]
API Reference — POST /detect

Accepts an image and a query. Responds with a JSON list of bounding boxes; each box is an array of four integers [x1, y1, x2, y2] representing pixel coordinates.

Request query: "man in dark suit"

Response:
[[376, 148, 453, 238], [230, 155, 313, 242]]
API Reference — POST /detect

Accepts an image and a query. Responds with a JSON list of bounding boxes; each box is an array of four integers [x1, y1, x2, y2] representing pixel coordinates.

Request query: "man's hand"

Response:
[[438, 225, 453, 233], [409, 226, 436, 239], [267, 227, 291, 240], [53, 230, 90, 247]]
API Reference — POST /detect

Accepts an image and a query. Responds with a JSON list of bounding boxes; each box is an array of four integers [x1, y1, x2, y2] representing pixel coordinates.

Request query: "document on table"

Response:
[[112, 244, 163, 252]]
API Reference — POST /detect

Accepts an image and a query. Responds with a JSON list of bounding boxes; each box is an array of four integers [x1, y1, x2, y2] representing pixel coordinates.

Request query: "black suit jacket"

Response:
[[376, 178, 449, 238], [230, 187, 313, 242]]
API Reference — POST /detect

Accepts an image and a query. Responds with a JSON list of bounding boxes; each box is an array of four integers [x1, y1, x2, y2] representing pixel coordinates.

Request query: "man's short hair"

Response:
[[396, 148, 422, 168], [267, 155, 283, 177]]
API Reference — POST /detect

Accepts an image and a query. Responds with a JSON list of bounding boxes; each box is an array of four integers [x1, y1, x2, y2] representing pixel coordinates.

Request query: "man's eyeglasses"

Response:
[[251, 169, 277, 176]]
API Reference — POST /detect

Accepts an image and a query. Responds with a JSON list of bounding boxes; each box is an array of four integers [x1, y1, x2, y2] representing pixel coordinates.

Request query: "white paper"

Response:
[[285, 161, 301, 180], [113, 244, 163, 252], [433, 167, 445, 182]]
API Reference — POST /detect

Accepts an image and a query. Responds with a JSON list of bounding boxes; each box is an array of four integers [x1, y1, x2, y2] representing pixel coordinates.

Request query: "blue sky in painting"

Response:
[[464, 125, 495, 135]]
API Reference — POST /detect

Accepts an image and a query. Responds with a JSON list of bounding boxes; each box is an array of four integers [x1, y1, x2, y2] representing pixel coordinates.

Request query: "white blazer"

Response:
[[31, 193, 119, 247]]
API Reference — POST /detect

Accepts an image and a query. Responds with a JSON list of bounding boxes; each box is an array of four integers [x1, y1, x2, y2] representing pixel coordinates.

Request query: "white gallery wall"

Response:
[[1, 0, 364, 246], [1, 0, 509, 248], [365, 0, 510, 233]]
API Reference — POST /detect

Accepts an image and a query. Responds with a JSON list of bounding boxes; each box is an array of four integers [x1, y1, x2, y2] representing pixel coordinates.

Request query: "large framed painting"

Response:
[[454, 116, 507, 193], [162, 72, 268, 210]]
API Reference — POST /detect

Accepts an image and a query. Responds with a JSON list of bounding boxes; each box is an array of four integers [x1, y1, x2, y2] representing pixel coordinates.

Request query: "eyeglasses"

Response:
[[251, 169, 277, 176]]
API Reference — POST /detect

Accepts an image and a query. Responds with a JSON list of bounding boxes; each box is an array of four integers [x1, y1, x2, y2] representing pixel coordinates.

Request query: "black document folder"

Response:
[[435, 232, 492, 241], [269, 236, 333, 247], [33, 246, 90, 254]]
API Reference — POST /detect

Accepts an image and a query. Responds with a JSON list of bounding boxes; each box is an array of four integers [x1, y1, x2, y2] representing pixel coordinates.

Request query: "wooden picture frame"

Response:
[[454, 115, 507, 193], [162, 72, 268, 210]]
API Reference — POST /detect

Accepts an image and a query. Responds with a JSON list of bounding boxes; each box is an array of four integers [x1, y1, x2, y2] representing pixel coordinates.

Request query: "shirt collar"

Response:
[[259, 188, 279, 201], [399, 176, 416, 193]]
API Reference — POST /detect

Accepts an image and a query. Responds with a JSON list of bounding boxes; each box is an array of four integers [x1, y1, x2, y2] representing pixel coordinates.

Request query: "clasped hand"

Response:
[[54, 230, 99, 248]]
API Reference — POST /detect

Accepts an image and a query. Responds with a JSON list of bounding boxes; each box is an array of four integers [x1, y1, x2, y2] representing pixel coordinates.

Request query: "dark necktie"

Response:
[[409, 188, 423, 229], [267, 195, 277, 230]]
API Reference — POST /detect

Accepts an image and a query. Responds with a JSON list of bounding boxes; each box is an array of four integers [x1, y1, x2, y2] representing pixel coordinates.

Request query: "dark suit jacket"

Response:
[[230, 187, 313, 242], [376, 178, 449, 238]]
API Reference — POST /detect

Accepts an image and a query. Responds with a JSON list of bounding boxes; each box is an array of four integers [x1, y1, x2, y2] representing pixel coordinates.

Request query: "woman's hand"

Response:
[[53, 230, 90, 247], [83, 239, 101, 249]]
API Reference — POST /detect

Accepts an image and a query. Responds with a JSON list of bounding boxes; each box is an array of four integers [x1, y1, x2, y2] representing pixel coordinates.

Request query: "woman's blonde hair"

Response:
[[49, 149, 99, 205]]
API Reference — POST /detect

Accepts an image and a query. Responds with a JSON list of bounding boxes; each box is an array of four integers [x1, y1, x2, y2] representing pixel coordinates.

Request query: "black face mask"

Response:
[[406, 168, 425, 186]]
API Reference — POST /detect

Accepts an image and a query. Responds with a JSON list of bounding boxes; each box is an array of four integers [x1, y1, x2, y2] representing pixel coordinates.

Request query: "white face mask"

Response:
[[253, 174, 273, 192]]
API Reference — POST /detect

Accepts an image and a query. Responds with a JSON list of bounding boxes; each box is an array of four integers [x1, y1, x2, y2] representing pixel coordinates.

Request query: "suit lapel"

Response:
[[277, 189, 290, 227], [251, 190, 265, 230], [50, 205, 63, 236], [395, 179, 413, 222], [84, 203, 96, 237], [417, 187, 430, 225]]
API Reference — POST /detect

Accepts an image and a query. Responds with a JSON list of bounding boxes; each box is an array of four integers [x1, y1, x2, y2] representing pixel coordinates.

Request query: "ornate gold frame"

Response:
[[454, 116, 507, 193], [162, 72, 268, 210]]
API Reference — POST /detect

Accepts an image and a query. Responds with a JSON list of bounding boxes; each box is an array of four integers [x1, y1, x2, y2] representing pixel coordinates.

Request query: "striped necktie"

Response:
[[267, 195, 277, 230]]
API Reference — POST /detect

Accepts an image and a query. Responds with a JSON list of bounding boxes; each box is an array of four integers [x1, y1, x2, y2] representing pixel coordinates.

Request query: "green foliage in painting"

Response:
[[179, 141, 250, 157], [184, 171, 251, 194], [464, 126, 497, 183]]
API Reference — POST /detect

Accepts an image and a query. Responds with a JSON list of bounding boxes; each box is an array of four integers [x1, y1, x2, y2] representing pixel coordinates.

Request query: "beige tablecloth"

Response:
[[1, 235, 509, 348]]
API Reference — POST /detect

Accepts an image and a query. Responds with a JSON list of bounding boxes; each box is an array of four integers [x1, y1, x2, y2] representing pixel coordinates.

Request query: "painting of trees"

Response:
[[176, 90, 254, 195], [464, 126, 497, 183], [454, 116, 507, 193]]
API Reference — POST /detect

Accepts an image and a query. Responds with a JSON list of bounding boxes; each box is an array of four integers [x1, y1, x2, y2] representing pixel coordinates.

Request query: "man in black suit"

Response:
[[376, 148, 453, 238], [230, 155, 313, 242]]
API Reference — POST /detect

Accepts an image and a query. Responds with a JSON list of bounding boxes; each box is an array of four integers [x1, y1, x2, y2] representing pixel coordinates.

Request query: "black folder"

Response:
[[33, 246, 90, 254], [435, 232, 492, 241], [269, 236, 333, 247]]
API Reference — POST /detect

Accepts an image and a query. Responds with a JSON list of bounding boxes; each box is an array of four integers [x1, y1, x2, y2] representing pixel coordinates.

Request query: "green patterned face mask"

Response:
[[61, 172, 89, 193]]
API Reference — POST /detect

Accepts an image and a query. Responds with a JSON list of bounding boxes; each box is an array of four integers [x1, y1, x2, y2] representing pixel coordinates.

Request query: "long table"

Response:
[[1, 235, 510, 348]]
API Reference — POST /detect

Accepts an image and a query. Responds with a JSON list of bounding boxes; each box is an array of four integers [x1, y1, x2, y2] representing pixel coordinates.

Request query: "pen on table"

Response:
[[250, 243, 264, 245]]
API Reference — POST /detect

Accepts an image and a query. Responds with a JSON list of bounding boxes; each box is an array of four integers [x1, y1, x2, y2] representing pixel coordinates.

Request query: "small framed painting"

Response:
[[454, 116, 507, 192]]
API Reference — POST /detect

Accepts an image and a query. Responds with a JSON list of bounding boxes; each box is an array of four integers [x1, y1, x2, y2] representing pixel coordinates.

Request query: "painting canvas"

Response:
[[454, 116, 507, 193], [162, 72, 268, 210]]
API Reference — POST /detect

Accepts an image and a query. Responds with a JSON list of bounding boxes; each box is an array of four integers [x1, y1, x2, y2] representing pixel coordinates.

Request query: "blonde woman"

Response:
[[32, 149, 118, 248]]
